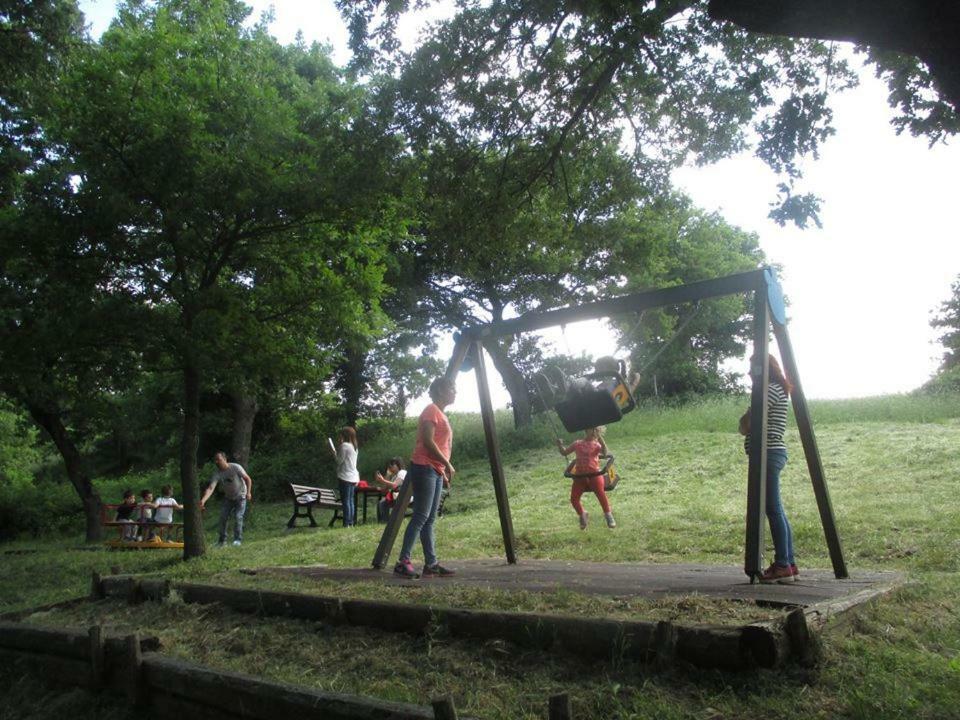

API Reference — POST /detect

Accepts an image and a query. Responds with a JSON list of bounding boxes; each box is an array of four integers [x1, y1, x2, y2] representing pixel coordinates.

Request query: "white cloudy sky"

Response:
[[79, 1, 960, 412]]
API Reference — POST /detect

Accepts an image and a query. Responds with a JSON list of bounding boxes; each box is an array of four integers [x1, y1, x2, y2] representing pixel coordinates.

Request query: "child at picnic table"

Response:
[[556, 426, 617, 530], [138, 485, 183, 541], [374, 457, 408, 523], [136, 488, 155, 541], [115, 489, 138, 541]]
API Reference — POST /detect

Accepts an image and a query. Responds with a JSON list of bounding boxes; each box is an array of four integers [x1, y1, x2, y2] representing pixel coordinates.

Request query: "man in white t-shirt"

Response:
[[200, 451, 253, 547]]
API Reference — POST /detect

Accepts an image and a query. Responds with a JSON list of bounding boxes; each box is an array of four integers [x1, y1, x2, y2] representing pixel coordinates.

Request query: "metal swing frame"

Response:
[[372, 267, 848, 582]]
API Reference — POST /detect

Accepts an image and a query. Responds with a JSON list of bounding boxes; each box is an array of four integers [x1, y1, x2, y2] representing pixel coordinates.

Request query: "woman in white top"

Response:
[[330, 426, 360, 527]]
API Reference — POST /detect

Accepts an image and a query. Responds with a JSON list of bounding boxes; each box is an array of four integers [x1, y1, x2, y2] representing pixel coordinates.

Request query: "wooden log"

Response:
[[0, 621, 90, 659], [91, 571, 104, 600], [343, 599, 432, 635], [773, 320, 848, 578], [176, 583, 344, 623], [473, 341, 517, 565], [744, 284, 770, 580], [469, 269, 763, 340], [741, 621, 789, 669], [785, 607, 820, 667], [142, 653, 438, 719], [0, 595, 91, 622], [124, 633, 144, 704], [548, 693, 573, 720], [126, 578, 143, 605], [140, 578, 171, 602], [0, 646, 91, 686], [441, 608, 554, 650], [675, 626, 748, 670], [100, 574, 139, 598], [432, 695, 459, 720], [88, 625, 105, 690], [803, 581, 901, 633], [653, 620, 677, 670]]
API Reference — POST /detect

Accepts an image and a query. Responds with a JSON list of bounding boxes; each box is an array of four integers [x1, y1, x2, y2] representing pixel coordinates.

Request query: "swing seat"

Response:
[[564, 454, 620, 492], [555, 390, 622, 433]]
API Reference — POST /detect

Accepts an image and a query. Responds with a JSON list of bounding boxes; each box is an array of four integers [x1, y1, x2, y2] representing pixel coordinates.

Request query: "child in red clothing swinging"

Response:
[[556, 426, 616, 529]]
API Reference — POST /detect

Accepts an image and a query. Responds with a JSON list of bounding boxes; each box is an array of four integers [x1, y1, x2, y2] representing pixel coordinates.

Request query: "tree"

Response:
[[340, 0, 861, 229], [707, 0, 960, 138], [46, 0, 402, 558], [931, 276, 960, 371], [604, 194, 766, 397], [341, 1, 959, 230]]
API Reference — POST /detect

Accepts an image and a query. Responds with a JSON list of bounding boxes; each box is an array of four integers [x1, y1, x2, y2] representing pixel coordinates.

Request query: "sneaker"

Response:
[[759, 563, 794, 584], [791, 563, 800, 579], [393, 559, 420, 579], [579, 511, 589, 530], [232, 540, 242, 547], [422, 563, 456, 577], [604, 512, 616, 529]]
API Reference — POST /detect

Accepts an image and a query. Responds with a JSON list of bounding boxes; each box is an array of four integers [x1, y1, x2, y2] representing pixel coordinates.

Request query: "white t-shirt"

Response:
[[154, 496, 179, 523], [336, 443, 360, 484]]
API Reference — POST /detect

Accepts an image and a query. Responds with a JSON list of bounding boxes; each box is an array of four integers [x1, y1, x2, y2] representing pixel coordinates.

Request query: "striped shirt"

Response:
[[744, 381, 789, 454]]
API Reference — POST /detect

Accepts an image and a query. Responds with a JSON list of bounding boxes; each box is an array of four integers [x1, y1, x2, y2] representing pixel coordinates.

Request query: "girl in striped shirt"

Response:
[[739, 354, 797, 584]]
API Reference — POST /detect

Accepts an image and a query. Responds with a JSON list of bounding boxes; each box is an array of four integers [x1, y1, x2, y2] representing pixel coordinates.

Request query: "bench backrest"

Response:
[[290, 484, 338, 505]]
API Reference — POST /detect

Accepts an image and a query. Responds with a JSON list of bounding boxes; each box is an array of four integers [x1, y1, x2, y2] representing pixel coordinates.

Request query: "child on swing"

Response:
[[556, 426, 616, 529]]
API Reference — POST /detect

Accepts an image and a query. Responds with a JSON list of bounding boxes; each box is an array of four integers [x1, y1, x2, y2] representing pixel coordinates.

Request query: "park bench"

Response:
[[287, 483, 343, 528], [100, 504, 184, 549]]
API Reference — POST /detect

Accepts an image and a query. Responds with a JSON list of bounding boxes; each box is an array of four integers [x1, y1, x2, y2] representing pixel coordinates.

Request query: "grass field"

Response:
[[2, 393, 960, 719]]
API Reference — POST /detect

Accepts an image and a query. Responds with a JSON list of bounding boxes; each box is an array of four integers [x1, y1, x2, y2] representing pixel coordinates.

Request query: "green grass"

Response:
[[3, 393, 960, 719]]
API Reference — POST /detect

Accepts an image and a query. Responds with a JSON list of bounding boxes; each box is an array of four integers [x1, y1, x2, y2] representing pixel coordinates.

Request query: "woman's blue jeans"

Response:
[[765, 449, 794, 567], [338, 481, 357, 527], [399, 463, 444, 567]]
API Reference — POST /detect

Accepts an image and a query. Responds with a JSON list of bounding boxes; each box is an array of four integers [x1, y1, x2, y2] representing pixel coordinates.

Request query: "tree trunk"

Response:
[[180, 363, 206, 560], [25, 402, 102, 542], [481, 339, 532, 429], [336, 346, 367, 426], [230, 392, 259, 469]]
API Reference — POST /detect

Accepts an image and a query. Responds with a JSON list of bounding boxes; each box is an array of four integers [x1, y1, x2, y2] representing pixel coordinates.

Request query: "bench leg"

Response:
[[287, 506, 298, 529], [306, 505, 318, 528], [329, 508, 342, 528]]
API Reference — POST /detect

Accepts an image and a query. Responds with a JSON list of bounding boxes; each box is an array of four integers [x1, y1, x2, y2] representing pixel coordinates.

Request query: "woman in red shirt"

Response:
[[556, 426, 616, 530], [394, 377, 457, 578]]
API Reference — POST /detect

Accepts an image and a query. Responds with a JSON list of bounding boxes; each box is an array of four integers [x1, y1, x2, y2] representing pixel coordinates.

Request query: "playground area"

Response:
[[272, 558, 901, 610]]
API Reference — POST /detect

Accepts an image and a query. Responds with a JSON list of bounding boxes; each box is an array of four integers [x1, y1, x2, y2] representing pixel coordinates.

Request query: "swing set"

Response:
[[373, 267, 848, 583]]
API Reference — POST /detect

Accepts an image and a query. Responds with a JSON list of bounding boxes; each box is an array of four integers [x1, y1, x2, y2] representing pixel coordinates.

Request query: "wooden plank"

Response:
[[548, 693, 573, 720], [744, 285, 770, 580], [371, 472, 413, 569], [432, 696, 459, 720], [142, 653, 438, 719], [0, 647, 90, 686], [473, 341, 517, 564], [88, 625, 105, 690], [0, 621, 89, 659], [461, 270, 763, 341], [124, 632, 144, 704], [773, 320, 848, 579], [177, 583, 344, 623]]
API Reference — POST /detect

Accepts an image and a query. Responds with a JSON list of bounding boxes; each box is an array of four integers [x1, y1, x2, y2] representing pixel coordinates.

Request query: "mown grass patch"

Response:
[[3, 394, 960, 719]]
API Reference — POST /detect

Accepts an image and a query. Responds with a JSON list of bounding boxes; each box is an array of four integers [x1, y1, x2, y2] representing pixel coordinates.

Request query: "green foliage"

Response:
[[0, 401, 42, 487], [339, 0, 860, 227], [929, 275, 960, 371]]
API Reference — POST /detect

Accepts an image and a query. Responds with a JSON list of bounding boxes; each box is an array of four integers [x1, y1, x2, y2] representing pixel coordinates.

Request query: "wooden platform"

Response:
[[278, 558, 903, 609]]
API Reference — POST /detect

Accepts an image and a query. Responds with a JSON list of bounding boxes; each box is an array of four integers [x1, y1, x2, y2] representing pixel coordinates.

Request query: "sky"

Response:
[[78, 1, 960, 413]]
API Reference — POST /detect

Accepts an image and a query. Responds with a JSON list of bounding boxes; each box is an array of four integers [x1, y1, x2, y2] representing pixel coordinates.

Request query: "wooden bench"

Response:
[[287, 484, 342, 528], [101, 504, 184, 549]]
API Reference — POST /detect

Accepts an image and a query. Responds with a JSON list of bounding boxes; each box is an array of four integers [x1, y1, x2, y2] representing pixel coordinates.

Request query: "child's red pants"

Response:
[[570, 475, 611, 515]]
